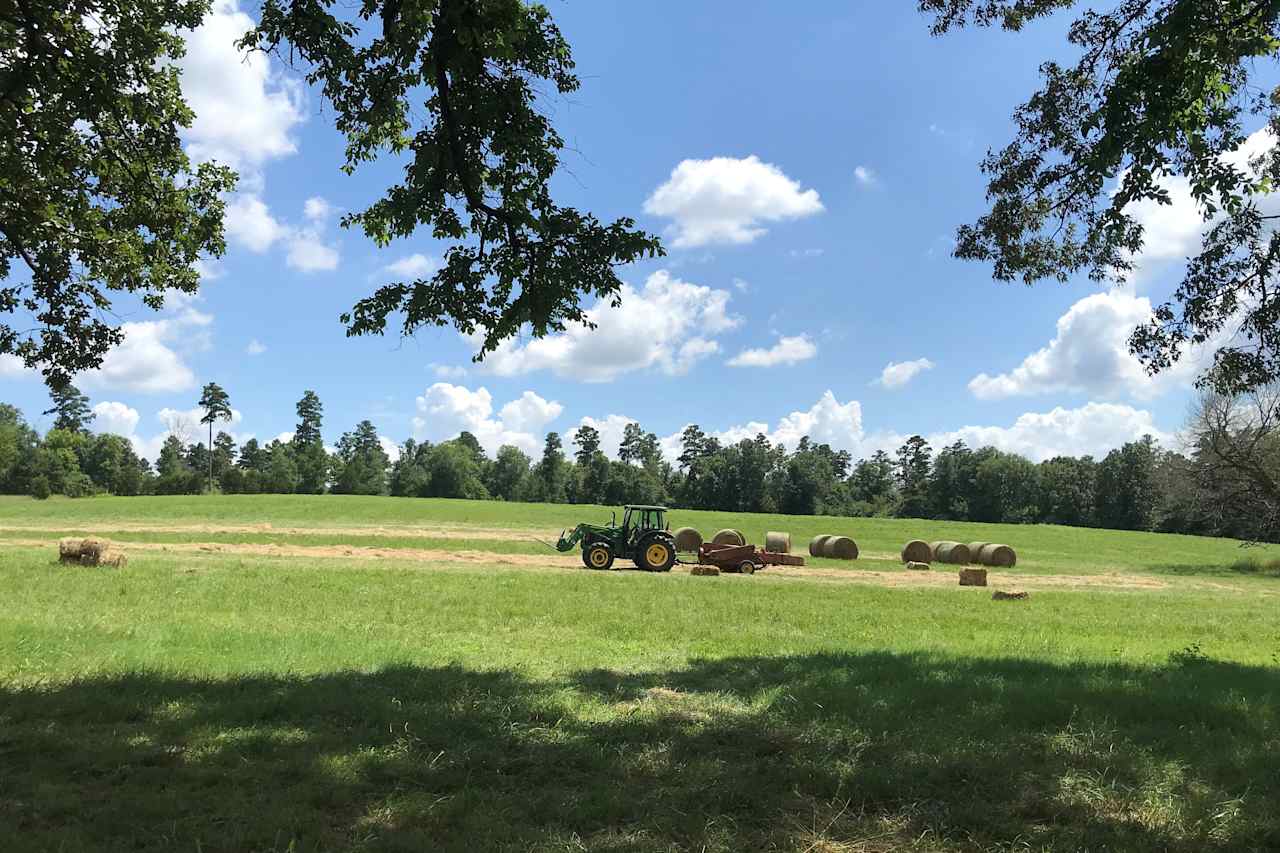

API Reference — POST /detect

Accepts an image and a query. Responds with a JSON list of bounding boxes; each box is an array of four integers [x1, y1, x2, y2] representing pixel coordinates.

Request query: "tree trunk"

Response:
[[208, 421, 213, 494]]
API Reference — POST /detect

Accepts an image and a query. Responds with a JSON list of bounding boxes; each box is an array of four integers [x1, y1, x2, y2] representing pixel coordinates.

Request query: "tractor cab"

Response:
[[621, 505, 668, 547]]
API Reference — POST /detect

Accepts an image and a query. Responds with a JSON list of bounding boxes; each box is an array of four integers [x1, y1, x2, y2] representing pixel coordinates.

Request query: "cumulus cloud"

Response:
[[726, 334, 817, 368], [968, 291, 1211, 401], [853, 165, 878, 186], [179, 0, 304, 174], [384, 253, 440, 278], [430, 363, 468, 380], [225, 195, 340, 272], [929, 402, 1171, 462], [246, 339, 267, 355], [877, 357, 935, 389], [475, 270, 740, 382], [649, 393, 1166, 465], [91, 401, 140, 437], [78, 304, 212, 394], [644, 155, 823, 248], [412, 384, 561, 455]]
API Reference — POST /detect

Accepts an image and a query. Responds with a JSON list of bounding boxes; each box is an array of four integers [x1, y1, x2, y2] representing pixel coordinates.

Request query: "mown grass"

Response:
[[3, 541, 1280, 852], [3, 493, 1278, 578]]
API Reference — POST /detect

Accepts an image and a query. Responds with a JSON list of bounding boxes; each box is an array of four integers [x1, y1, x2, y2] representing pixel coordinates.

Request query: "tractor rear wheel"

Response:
[[583, 542, 615, 570], [636, 534, 676, 572]]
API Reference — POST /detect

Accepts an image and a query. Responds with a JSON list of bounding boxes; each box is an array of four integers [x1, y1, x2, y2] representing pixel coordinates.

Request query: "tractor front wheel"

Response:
[[583, 542, 615, 571], [636, 534, 676, 572]]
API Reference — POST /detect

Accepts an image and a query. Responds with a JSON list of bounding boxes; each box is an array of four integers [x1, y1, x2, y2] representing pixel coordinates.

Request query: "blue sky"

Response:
[[1, 0, 1245, 464]]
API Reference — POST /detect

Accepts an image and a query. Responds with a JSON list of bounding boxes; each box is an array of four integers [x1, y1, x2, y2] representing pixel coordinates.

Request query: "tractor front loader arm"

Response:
[[555, 525, 587, 552]]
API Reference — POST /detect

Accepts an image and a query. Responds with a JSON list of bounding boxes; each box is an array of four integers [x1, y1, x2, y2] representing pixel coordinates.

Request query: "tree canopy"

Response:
[[241, 0, 663, 359], [0, 0, 236, 388], [921, 0, 1280, 393]]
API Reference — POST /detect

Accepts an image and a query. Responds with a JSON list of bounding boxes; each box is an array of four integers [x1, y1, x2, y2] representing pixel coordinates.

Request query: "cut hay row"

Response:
[[673, 527, 703, 553], [764, 531, 791, 554]]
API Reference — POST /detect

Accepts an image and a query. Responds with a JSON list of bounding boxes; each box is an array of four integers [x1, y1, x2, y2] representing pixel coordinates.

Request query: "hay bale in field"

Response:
[[58, 537, 82, 564], [959, 568, 988, 587], [977, 543, 1017, 568], [809, 535, 833, 557], [937, 542, 971, 565], [673, 527, 703, 552], [901, 540, 931, 563], [97, 550, 128, 569], [906, 560, 930, 571], [78, 538, 109, 566], [967, 542, 989, 560], [929, 541, 946, 561], [690, 564, 720, 577], [772, 554, 805, 567], [992, 590, 1028, 601], [764, 531, 792, 554], [822, 536, 859, 560], [711, 529, 745, 547]]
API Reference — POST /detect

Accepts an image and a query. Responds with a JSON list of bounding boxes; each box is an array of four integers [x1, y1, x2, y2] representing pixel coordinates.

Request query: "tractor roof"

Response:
[[624, 504, 667, 511]]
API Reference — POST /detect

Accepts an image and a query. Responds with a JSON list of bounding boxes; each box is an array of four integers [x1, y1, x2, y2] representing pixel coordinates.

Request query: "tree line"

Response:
[[5, 382, 1280, 542]]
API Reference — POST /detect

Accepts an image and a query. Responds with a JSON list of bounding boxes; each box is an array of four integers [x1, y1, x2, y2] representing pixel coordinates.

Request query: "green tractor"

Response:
[[555, 505, 678, 572]]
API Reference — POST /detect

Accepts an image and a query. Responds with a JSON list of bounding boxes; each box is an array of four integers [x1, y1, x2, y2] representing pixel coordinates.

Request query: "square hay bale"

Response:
[[690, 564, 720, 577], [959, 568, 988, 587], [992, 590, 1028, 601], [98, 550, 128, 569], [906, 560, 930, 571], [58, 537, 83, 564]]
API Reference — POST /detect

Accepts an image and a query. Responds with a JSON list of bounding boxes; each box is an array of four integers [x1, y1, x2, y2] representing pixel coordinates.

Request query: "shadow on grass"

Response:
[[1148, 558, 1280, 578], [2, 653, 1278, 852]]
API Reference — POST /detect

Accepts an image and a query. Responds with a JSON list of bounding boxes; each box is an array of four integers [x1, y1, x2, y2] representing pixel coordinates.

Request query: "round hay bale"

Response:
[[711, 529, 744, 547], [809, 535, 833, 557], [673, 527, 703, 553], [901, 540, 932, 563], [967, 542, 989, 559], [937, 542, 971, 565], [978, 543, 1017, 568], [764, 531, 791, 554], [929, 541, 946, 561], [822, 536, 859, 560]]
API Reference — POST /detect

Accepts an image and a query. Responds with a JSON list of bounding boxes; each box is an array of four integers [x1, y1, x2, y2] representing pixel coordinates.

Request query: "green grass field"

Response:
[[2, 495, 1279, 851]]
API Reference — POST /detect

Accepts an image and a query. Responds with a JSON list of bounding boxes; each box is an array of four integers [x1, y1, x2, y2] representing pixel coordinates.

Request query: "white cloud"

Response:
[[78, 306, 211, 394], [475, 270, 740, 382], [644, 155, 823, 248], [853, 165, 877, 186], [653, 392, 1169, 466], [246, 339, 266, 355], [788, 248, 824, 258], [285, 229, 340, 272], [225, 195, 340, 271], [877, 357, 935, 389], [575, 414, 637, 460], [929, 402, 1170, 462], [384, 253, 440, 278], [378, 435, 401, 463], [732, 277, 750, 293], [0, 354, 30, 378], [303, 196, 335, 222], [726, 334, 817, 368], [225, 195, 287, 252], [91, 401, 140, 437], [498, 391, 564, 432], [968, 290, 1211, 401], [430, 363, 468, 380], [412, 384, 561, 455], [178, 0, 304, 174]]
